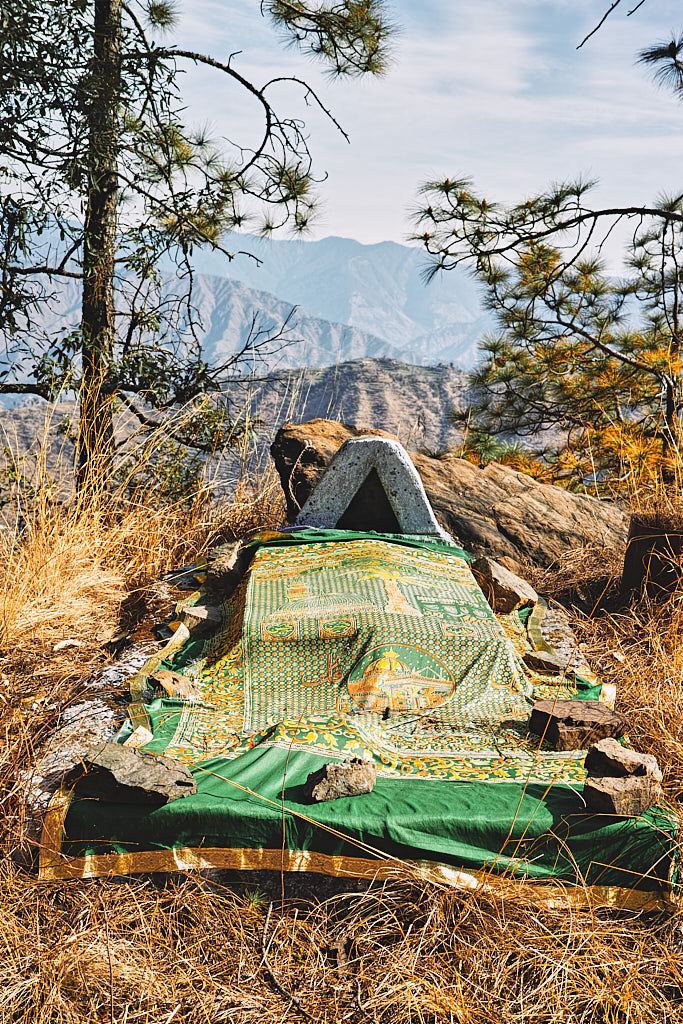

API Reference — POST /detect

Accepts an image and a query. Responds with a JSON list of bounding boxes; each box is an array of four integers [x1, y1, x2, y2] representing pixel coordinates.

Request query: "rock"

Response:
[[63, 742, 197, 807], [536, 606, 591, 676], [123, 726, 154, 749], [583, 775, 661, 817], [585, 737, 662, 783], [305, 757, 377, 802], [150, 669, 202, 702], [181, 604, 222, 629], [206, 540, 252, 593], [523, 649, 568, 674], [270, 420, 629, 567], [582, 738, 663, 817], [471, 556, 538, 613], [271, 420, 397, 522], [529, 699, 627, 751]]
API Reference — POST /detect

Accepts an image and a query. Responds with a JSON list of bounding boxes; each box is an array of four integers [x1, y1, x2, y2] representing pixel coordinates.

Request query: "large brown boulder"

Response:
[[270, 419, 629, 568]]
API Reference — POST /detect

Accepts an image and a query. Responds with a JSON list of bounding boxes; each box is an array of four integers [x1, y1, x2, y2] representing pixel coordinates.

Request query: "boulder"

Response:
[[472, 556, 538, 613], [584, 737, 662, 782], [63, 742, 197, 807], [270, 420, 629, 568], [529, 699, 627, 750], [305, 757, 377, 802]]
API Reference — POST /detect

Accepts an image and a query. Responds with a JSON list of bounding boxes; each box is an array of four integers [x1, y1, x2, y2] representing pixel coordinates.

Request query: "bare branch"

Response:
[[577, 0, 626, 50]]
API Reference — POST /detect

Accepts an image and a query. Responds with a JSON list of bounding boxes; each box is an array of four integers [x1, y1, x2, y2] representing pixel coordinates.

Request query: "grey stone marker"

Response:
[[63, 741, 197, 807], [305, 757, 377, 802], [295, 436, 455, 541]]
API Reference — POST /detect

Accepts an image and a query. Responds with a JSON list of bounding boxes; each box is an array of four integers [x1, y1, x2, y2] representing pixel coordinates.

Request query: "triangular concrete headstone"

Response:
[[295, 437, 454, 541]]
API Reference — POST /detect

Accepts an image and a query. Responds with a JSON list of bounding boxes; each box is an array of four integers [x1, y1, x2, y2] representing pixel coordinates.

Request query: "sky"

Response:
[[175, 0, 683, 246]]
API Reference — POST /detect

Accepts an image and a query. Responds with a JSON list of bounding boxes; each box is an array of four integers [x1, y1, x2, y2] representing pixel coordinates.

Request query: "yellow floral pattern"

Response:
[[146, 537, 599, 784]]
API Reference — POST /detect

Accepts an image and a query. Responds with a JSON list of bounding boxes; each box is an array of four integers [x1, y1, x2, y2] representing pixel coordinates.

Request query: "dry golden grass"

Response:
[[3, 430, 683, 1022], [0, 860, 682, 1022]]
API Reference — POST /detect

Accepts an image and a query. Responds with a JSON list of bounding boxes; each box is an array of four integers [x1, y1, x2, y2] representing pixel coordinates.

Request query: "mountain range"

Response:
[[191, 232, 490, 368], [18, 233, 490, 377]]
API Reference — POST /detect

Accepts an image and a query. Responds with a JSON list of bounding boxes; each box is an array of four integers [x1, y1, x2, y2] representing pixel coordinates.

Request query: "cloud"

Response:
[[173, 0, 683, 245]]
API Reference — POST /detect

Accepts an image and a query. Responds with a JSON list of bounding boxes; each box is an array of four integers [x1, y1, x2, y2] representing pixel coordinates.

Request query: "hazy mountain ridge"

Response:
[[23, 273, 413, 377], [5, 234, 489, 403], [186, 274, 415, 368], [188, 232, 490, 367]]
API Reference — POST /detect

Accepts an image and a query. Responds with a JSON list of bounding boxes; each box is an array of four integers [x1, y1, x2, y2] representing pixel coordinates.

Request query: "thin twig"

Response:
[[577, 0, 625, 49]]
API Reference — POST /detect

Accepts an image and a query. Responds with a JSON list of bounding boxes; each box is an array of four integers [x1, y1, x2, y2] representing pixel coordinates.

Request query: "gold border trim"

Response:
[[39, 787, 74, 880], [38, 842, 673, 911], [127, 584, 207, 729], [38, 788, 676, 913]]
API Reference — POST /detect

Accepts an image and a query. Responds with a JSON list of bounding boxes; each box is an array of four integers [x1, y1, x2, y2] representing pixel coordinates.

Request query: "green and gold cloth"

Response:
[[40, 530, 679, 903]]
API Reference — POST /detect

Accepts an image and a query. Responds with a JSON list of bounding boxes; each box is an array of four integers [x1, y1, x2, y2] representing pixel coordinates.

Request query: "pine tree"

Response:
[[0, 0, 394, 492], [413, 13, 683, 492]]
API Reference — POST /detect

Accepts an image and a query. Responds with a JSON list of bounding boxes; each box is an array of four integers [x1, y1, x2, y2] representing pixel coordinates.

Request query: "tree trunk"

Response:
[[77, 0, 121, 495], [660, 374, 682, 487]]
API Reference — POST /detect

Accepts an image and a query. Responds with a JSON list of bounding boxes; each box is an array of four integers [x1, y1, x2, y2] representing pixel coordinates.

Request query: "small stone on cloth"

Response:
[[585, 737, 662, 782], [529, 699, 627, 751], [305, 757, 377, 802], [471, 557, 538, 614], [583, 775, 662, 817], [523, 648, 568, 674], [582, 737, 663, 817]]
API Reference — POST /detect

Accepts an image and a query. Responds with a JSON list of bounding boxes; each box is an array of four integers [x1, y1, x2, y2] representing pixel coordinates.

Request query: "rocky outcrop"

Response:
[[270, 419, 629, 568]]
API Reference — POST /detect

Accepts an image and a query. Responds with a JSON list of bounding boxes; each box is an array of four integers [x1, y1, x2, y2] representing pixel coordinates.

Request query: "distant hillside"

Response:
[[0, 358, 470, 493], [228, 357, 470, 452], [11, 234, 489, 400], [193, 232, 490, 367]]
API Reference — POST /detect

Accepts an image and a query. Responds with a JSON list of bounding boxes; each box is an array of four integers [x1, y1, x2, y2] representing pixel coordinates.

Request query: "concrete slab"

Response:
[[295, 436, 455, 541]]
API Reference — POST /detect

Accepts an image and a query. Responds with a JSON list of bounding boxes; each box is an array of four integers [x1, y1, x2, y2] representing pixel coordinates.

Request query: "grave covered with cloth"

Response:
[[40, 528, 679, 907]]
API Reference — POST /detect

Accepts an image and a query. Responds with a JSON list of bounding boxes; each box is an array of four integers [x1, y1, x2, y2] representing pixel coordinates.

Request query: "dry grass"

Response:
[[3, 432, 683, 1021], [0, 863, 682, 1022], [570, 592, 683, 804]]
